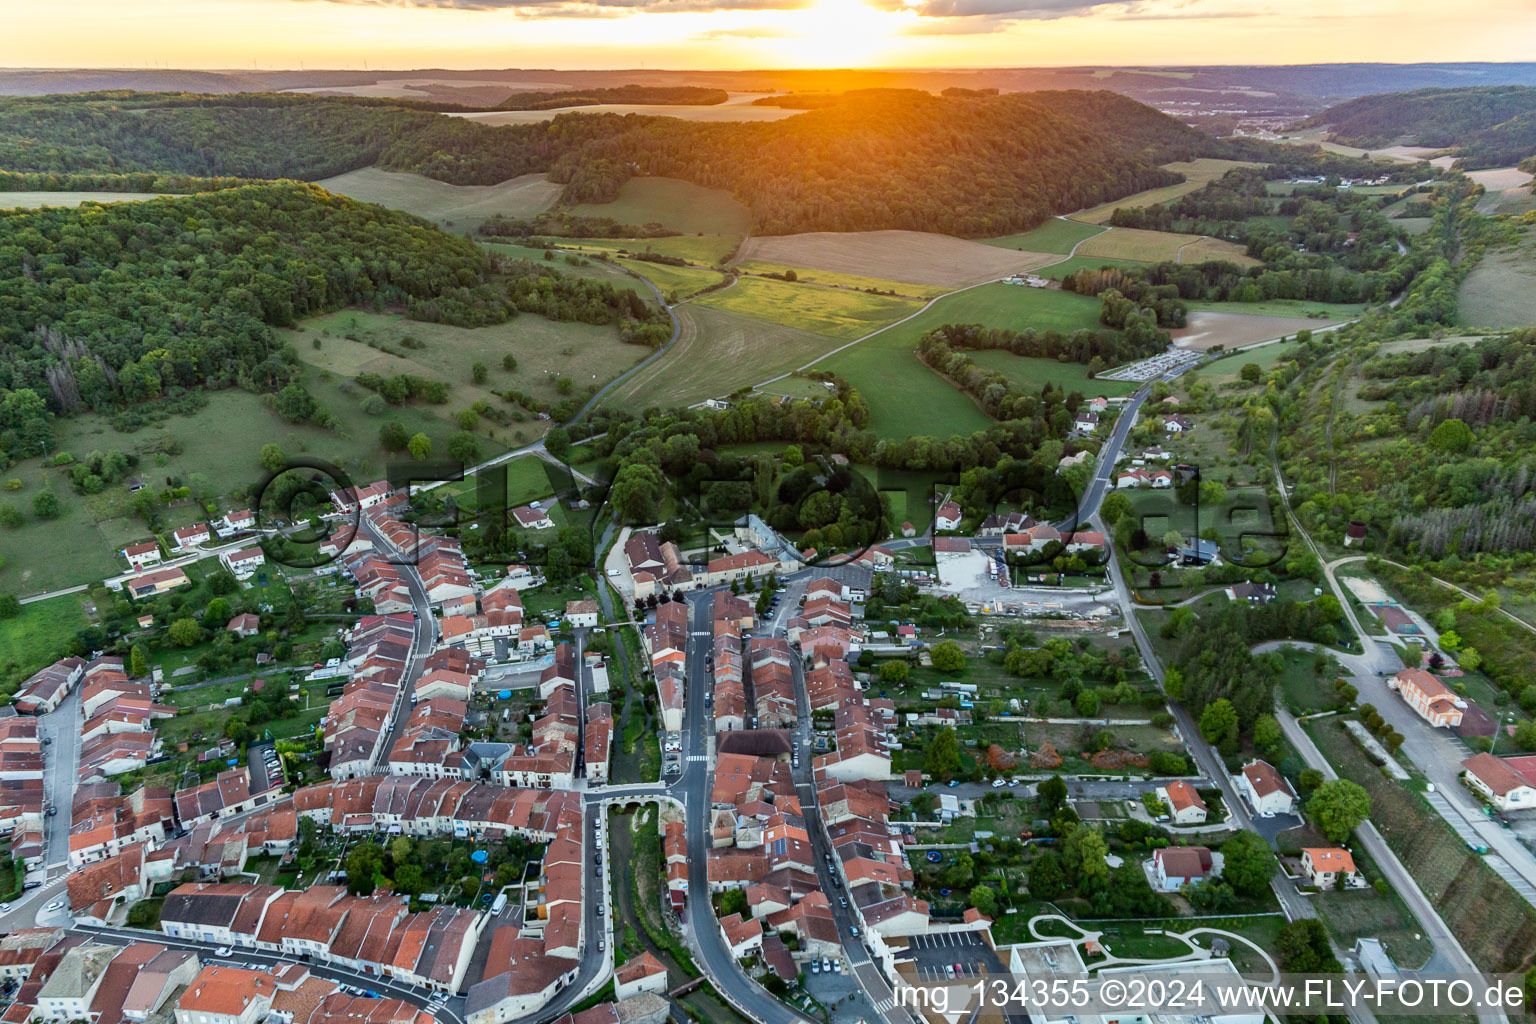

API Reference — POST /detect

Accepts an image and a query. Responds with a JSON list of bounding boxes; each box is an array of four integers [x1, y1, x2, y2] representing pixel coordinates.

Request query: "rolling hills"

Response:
[[1306, 86, 1536, 169]]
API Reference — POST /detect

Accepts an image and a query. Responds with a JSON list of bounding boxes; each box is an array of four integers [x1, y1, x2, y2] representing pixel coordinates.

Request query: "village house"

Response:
[[1156, 781, 1208, 825], [1164, 415, 1193, 434], [122, 541, 163, 570], [225, 614, 261, 638], [1387, 668, 1466, 728], [1236, 759, 1296, 817], [172, 522, 212, 551], [221, 546, 266, 579], [1151, 846, 1213, 890], [510, 505, 555, 531], [1461, 753, 1536, 812], [934, 501, 962, 532], [564, 601, 599, 629], [1301, 848, 1362, 889], [126, 566, 191, 599]]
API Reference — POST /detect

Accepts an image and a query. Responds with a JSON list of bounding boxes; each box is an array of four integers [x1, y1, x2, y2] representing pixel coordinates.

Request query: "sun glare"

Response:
[[765, 0, 902, 68]]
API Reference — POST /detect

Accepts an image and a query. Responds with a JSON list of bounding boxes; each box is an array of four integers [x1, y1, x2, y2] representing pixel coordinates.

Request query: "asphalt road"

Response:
[[360, 516, 440, 772]]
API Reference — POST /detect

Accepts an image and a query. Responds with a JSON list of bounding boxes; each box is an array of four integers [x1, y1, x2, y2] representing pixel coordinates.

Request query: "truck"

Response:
[[490, 892, 508, 915]]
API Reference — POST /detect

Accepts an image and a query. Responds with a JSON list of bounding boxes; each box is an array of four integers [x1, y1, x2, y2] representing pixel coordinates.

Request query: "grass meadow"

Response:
[[733, 261, 949, 299], [1070, 158, 1260, 224], [1457, 232, 1536, 329], [980, 219, 1106, 254], [0, 192, 162, 209], [692, 276, 922, 340], [817, 283, 1108, 438], [0, 592, 91, 681], [559, 235, 742, 265], [968, 351, 1137, 398], [571, 177, 752, 236], [615, 258, 727, 301], [314, 167, 561, 228]]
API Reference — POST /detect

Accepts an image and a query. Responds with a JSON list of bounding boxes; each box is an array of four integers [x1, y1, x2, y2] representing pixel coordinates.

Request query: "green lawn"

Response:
[[692, 276, 922, 340], [816, 283, 1110, 438], [980, 219, 1107, 255], [1185, 298, 1368, 320], [0, 593, 90, 685], [571, 176, 752, 236], [616, 258, 727, 302], [450, 456, 564, 513], [969, 351, 1137, 398]]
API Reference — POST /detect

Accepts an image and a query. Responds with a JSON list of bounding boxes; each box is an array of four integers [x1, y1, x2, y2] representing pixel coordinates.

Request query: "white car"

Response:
[[606, 569, 621, 577], [991, 778, 1006, 788], [215, 947, 233, 958]]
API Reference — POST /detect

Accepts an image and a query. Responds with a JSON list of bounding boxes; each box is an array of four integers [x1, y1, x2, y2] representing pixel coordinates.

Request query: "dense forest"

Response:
[[1306, 86, 1536, 169], [496, 86, 727, 110], [0, 89, 1247, 237], [0, 183, 509, 464]]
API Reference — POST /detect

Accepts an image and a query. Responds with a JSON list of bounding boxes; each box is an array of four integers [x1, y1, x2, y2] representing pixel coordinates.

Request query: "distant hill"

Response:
[[496, 85, 728, 110], [0, 88, 1243, 237], [1306, 86, 1536, 168]]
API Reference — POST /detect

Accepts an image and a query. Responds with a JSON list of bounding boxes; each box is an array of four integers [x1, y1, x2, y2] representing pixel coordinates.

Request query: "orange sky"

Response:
[[6, 0, 1534, 70]]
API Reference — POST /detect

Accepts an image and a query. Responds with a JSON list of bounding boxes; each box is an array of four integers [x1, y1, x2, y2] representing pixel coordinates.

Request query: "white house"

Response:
[[1301, 848, 1363, 889], [171, 522, 212, 551], [1151, 846, 1213, 891], [1164, 415, 1193, 434], [934, 502, 962, 531], [122, 542, 163, 570], [1236, 759, 1295, 817], [613, 952, 669, 1002], [511, 505, 555, 530], [1157, 781, 1208, 825], [565, 600, 599, 629], [221, 546, 266, 579], [1462, 753, 1536, 813]]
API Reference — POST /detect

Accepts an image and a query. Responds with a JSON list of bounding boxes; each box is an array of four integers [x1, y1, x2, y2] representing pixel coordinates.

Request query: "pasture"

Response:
[[1185, 297, 1367, 321], [1032, 256, 1144, 280], [599, 305, 843, 413], [1069, 158, 1259, 224], [559, 235, 741, 265], [570, 177, 751, 236], [478, 242, 648, 292], [1171, 311, 1347, 352], [1458, 235, 1536, 329], [980, 219, 1106, 255], [314, 167, 560, 228], [0, 191, 162, 208], [290, 310, 643, 416], [615, 258, 726, 301], [0, 593, 90, 682], [1202, 341, 1301, 384], [733, 261, 948, 299], [734, 230, 1056, 288], [816, 283, 1108, 438], [1075, 227, 1256, 266], [968, 351, 1137, 398], [692, 276, 921, 340]]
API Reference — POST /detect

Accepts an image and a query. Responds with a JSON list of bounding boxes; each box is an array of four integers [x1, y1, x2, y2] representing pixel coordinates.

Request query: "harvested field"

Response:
[[314, 167, 560, 227], [1076, 227, 1255, 266], [1069, 158, 1259, 224], [600, 305, 841, 413], [0, 191, 162, 208], [1171, 311, 1347, 351], [1458, 235, 1536, 329], [450, 94, 799, 125], [692, 276, 921, 339], [1467, 167, 1535, 215], [735, 230, 1056, 288], [733, 261, 948, 299], [571, 177, 751, 236]]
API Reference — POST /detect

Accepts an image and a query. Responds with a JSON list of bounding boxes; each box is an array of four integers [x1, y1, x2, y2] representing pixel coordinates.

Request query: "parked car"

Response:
[[991, 778, 1006, 788], [849, 926, 860, 938], [215, 947, 232, 958]]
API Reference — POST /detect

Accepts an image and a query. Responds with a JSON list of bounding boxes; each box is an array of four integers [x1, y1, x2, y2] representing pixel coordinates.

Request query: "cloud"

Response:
[[884, 0, 1254, 20], [299, 0, 808, 12]]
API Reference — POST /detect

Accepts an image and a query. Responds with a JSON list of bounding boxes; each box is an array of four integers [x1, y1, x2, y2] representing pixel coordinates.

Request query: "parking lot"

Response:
[[899, 930, 999, 981], [247, 741, 282, 792]]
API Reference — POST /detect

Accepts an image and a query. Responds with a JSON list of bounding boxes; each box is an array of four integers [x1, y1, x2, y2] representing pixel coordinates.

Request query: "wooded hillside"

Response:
[[1308, 86, 1536, 169], [0, 89, 1240, 237]]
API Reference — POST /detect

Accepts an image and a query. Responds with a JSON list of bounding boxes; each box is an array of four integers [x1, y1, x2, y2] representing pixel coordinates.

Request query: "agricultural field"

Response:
[[1076, 227, 1256, 266], [599, 305, 843, 413], [733, 261, 949, 299], [479, 243, 649, 295], [451, 96, 798, 126], [288, 309, 647, 425], [0, 191, 162, 208], [1069, 158, 1260, 224], [735, 230, 1057, 288], [615, 258, 726, 301], [1457, 231, 1536, 329], [1467, 167, 1535, 215], [314, 167, 561, 228], [692, 276, 922, 340], [559, 235, 742, 266], [1172, 310, 1350, 351], [817, 283, 1107, 438], [980, 219, 1107, 255], [570, 176, 752, 236], [1031, 256, 1144, 280], [1184, 298, 1367, 322], [968, 351, 1137, 398]]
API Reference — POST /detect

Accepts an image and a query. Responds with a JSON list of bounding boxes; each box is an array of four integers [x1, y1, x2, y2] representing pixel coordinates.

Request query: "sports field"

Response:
[[291, 310, 646, 418], [571, 177, 751, 236], [733, 261, 949, 299], [735, 230, 1056, 287], [980, 219, 1107, 254], [693, 276, 922, 340], [816, 283, 1108, 438], [1075, 227, 1256, 266], [315, 167, 561, 227], [600, 305, 844, 412], [0, 191, 163, 208], [1069, 158, 1259, 224], [968, 351, 1137, 398]]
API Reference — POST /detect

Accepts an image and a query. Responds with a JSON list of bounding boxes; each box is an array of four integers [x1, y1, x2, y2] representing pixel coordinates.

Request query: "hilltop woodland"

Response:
[[1304, 85, 1536, 169], [0, 89, 1253, 236], [495, 86, 728, 110], [0, 182, 667, 466]]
